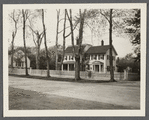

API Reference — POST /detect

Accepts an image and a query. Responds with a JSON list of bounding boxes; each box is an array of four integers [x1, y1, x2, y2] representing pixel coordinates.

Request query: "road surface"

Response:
[[9, 76, 140, 109]]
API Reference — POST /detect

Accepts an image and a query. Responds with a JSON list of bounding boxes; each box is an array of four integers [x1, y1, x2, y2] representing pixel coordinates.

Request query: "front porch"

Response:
[[89, 61, 104, 73], [62, 61, 75, 71]]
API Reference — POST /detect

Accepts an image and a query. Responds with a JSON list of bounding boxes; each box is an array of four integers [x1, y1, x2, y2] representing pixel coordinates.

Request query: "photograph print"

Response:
[[3, 3, 146, 117]]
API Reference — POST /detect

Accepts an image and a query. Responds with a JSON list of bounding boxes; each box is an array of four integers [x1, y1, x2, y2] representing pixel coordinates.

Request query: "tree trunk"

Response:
[[42, 9, 50, 77], [22, 9, 29, 76], [69, 9, 75, 56], [75, 55, 80, 80], [36, 46, 40, 69], [55, 10, 60, 70], [75, 9, 86, 81], [11, 34, 14, 68], [60, 9, 67, 70], [109, 9, 115, 82]]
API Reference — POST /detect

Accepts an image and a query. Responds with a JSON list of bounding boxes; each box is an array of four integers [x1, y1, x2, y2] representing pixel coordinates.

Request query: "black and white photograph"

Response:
[[3, 3, 146, 117]]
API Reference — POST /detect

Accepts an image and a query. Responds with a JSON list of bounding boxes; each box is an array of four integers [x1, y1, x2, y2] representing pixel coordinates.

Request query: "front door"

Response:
[[95, 65, 99, 72]]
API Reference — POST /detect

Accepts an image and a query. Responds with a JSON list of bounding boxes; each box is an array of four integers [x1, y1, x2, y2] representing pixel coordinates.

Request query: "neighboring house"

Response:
[[62, 40, 118, 73], [8, 49, 30, 68]]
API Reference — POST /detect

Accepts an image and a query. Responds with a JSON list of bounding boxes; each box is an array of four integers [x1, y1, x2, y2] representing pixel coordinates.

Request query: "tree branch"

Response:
[[100, 9, 110, 23]]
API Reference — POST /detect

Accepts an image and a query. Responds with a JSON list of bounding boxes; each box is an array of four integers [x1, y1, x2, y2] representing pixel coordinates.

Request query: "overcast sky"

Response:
[[4, 5, 136, 58]]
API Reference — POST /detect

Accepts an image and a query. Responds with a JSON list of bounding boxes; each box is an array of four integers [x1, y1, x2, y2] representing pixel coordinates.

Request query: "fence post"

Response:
[[30, 67, 32, 75], [124, 69, 128, 80]]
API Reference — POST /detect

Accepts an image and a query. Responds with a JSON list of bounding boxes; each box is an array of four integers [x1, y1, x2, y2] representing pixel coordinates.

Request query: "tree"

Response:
[[27, 10, 45, 69], [66, 9, 86, 81], [100, 9, 117, 82], [28, 20, 44, 69], [55, 9, 60, 70], [66, 9, 75, 59], [60, 9, 79, 70], [117, 53, 140, 73], [22, 9, 32, 76], [75, 9, 86, 80], [9, 10, 21, 68], [42, 9, 50, 77], [109, 9, 115, 82], [125, 9, 140, 63]]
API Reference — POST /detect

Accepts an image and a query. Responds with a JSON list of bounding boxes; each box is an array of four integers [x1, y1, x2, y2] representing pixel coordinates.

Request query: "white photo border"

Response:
[[3, 3, 147, 117]]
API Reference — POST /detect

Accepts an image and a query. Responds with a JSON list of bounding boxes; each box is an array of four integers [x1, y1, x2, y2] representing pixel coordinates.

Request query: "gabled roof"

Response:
[[86, 45, 118, 55], [65, 45, 86, 54]]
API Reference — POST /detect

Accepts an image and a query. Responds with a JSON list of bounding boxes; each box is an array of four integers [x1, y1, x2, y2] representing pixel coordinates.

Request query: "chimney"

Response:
[[101, 40, 104, 46]]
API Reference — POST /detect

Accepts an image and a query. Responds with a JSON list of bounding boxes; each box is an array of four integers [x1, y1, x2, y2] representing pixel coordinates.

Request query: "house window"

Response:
[[101, 55, 104, 60], [98, 55, 100, 60], [65, 56, 67, 60], [86, 55, 89, 60], [91, 55, 93, 60], [71, 56, 73, 60], [69, 56, 71, 60], [94, 55, 97, 60], [101, 64, 103, 72], [107, 55, 109, 60]]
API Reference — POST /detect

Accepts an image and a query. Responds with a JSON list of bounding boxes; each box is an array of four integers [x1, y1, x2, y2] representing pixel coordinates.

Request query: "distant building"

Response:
[[8, 49, 30, 68], [62, 40, 118, 73]]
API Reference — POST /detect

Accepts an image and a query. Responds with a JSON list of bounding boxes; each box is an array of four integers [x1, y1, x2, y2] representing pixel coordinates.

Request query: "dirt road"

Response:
[[9, 76, 140, 110]]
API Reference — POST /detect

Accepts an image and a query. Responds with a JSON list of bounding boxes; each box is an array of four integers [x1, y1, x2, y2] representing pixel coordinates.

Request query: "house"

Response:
[[85, 40, 118, 73], [62, 44, 92, 71], [8, 49, 30, 68], [62, 40, 118, 73]]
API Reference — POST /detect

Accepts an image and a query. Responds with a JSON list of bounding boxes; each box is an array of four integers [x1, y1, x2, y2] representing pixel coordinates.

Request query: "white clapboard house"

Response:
[[62, 40, 118, 73]]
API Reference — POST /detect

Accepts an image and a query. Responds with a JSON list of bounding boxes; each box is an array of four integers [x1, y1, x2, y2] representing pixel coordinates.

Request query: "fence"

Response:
[[9, 68, 139, 81]]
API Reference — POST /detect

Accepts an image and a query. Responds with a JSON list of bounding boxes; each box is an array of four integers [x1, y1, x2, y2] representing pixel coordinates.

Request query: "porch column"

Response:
[[61, 64, 63, 71], [68, 64, 69, 71], [93, 65, 94, 71], [99, 63, 101, 73], [90, 55, 91, 60]]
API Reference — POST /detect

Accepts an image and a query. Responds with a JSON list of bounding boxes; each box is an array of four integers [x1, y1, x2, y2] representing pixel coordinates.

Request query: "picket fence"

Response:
[[9, 68, 139, 81]]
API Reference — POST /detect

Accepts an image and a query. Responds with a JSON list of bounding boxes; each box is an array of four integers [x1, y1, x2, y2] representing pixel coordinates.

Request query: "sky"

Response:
[[5, 7, 135, 58]]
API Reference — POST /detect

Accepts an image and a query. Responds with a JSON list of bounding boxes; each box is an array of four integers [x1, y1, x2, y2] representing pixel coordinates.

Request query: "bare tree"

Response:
[[75, 9, 86, 80], [22, 9, 31, 76], [55, 9, 60, 70], [9, 10, 21, 68], [28, 20, 44, 69], [42, 9, 50, 77], [99, 9, 115, 81], [66, 9, 86, 80], [60, 9, 67, 69], [109, 9, 115, 82], [66, 9, 75, 56], [60, 9, 79, 70]]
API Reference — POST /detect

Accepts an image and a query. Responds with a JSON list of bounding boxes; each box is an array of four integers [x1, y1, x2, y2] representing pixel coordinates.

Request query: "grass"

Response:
[[9, 87, 138, 110]]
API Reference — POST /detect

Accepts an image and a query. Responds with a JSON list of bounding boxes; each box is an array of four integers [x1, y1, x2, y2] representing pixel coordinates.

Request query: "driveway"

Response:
[[9, 76, 140, 109]]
